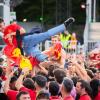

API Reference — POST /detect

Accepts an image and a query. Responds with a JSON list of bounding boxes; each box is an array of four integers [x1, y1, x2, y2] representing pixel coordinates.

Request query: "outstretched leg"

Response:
[[23, 17, 75, 62], [23, 17, 75, 46]]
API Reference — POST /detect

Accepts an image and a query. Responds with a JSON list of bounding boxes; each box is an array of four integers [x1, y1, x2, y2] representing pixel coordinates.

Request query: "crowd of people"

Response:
[[0, 17, 100, 100]]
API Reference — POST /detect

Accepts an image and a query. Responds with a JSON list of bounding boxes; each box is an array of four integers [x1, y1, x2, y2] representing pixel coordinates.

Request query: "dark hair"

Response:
[[78, 80, 92, 98], [0, 67, 3, 77], [23, 78, 35, 90], [49, 81, 59, 96], [16, 91, 30, 100], [35, 75, 47, 88], [71, 76, 79, 87], [62, 77, 74, 93], [90, 79, 100, 99], [86, 69, 94, 79], [51, 35, 59, 39], [36, 71, 48, 81], [0, 58, 4, 63], [36, 90, 49, 100], [89, 67, 97, 73], [0, 17, 4, 23], [53, 68, 66, 84], [10, 76, 17, 83], [48, 65, 58, 77]]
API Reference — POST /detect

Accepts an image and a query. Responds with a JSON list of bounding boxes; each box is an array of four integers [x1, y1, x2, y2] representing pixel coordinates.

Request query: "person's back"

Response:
[[49, 81, 61, 100], [79, 94, 91, 100], [61, 77, 74, 100]]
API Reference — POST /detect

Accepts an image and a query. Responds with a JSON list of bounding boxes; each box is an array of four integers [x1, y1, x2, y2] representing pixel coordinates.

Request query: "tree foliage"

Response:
[[14, 0, 86, 24], [10, 0, 23, 8]]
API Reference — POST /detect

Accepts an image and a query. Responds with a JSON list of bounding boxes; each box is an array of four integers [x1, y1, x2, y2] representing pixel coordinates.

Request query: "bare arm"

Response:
[[74, 62, 91, 81], [15, 68, 29, 90], [39, 62, 48, 75], [60, 49, 66, 68], [20, 27, 26, 35], [4, 58, 13, 94], [42, 47, 53, 57], [4, 72, 14, 94]]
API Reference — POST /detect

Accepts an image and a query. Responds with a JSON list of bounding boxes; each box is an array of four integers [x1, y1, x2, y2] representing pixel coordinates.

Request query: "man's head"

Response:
[[53, 68, 66, 84], [10, 76, 17, 90], [16, 91, 31, 100], [0, 17, 5, 32], [51, 35, 59, 45], [49, 81, 59, 96], [63, 30, 69, 35], [61, 77, 74, 95], [34, 75, 47, 90], [48, 64, 59, 77], [76, 80, 92, 96], [23, 78, 35, 90]]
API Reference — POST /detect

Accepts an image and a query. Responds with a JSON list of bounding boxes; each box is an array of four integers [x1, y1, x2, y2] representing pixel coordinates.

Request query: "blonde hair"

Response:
[[51, 35, 60, 41]]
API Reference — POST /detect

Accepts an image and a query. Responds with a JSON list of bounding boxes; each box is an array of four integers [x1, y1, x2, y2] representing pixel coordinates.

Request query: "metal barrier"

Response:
[[39, 40, 84, 54], [1, 40, 99, 55], [85, 40, 100, 53]]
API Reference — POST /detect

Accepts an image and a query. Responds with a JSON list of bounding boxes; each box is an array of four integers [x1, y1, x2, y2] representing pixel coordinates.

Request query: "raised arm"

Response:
[[4, 71, 14, 94], [74, 62, 91, 81], [15, 68, 29, 90]]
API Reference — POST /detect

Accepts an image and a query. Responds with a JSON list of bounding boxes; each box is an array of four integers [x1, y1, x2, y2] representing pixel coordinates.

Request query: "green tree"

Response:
[[15, 0, 86, 25]]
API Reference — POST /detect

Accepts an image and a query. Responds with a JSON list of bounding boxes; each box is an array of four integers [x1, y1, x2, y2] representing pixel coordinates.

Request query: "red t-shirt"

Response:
[[7, 90, 18, 100], [7, 87, 36, 100], [20, 87, 36, 100], [94, 92, 100, 100], [50, 96, 61, 100], [3, 23, 21, 46], [63, 95, 74, 100], [79, 94, 91, 100]]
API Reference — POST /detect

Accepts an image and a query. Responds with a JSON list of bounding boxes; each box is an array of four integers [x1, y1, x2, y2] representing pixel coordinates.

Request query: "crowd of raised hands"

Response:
[[0, 50, 100, 100]]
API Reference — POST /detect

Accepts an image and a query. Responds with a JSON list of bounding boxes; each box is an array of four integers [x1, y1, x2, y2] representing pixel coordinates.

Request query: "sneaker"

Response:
[[64, 17, 75, 29]]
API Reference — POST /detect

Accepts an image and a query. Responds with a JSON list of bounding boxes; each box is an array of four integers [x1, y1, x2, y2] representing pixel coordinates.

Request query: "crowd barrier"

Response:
[[0, 40, 99, 55]]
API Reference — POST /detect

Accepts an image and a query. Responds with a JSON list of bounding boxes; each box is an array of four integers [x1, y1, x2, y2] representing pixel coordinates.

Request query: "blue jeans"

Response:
[[22, 24, 65, 62]]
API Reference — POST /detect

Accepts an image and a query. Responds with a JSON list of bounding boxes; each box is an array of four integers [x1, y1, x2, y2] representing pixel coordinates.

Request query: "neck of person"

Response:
[[80, 91, 87, 96], [36, 86, 45, 93], [63, 92, 71, 99]]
